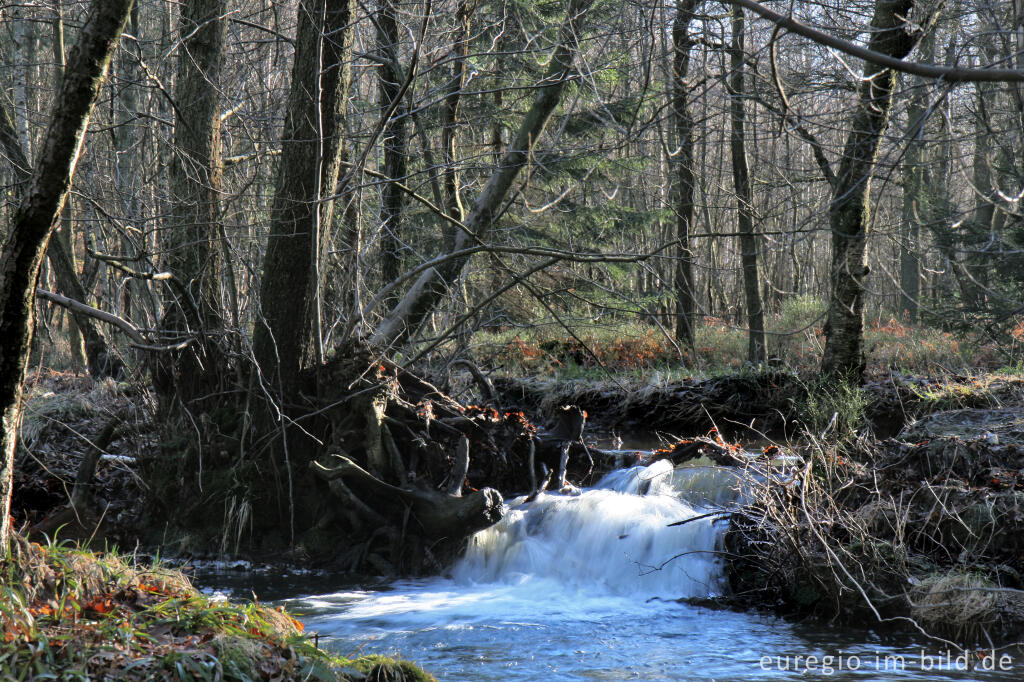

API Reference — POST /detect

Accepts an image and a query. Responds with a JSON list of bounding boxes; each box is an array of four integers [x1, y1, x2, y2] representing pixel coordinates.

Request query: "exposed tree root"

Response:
[[311, 453, 503, 540]]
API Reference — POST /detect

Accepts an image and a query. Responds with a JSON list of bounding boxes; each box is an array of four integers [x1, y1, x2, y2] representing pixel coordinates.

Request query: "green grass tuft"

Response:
[[0, 537, 434, 681]]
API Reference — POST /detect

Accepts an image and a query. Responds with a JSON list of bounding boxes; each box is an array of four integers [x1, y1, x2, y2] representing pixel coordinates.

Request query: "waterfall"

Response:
[[451, 460, 739, 599]]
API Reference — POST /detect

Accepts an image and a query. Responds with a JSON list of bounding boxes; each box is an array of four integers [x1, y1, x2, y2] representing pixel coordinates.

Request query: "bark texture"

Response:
[[377, 0, 410, 289], [821, 0, 920, 380], [254, 0, 354, 389], [672, 0, 699, 353], [727, 4, 766, 364], [0, 0, 133, 549], [440, 0, 471, 229], [161, 0, 228, 404]]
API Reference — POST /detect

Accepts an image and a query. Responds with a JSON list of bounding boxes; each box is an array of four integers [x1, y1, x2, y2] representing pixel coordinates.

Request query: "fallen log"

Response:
[[30, 416, 123, 541], [646, 437, 750, 467], [311, 454, 503, 540]]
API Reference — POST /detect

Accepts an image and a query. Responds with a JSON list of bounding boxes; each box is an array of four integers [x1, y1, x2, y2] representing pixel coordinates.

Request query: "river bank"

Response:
[[489, 369, 1024, 439], [726, 408, 1024, 646], [10, 365, 1024, 663], [485, 367, 1024, 647], [0, 536, 433, 680]]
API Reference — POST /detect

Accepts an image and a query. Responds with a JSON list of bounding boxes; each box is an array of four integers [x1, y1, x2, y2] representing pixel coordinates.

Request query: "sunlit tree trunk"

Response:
[[727, 3, 766, 363], [440, 0, 472, 230], [821, 0, 920, 380], [0, 0, 133, 551], [50, 1, 87, 371], [671, 0, 699, 354]]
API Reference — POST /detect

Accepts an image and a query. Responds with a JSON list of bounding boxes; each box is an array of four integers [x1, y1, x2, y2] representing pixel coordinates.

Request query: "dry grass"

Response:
[[727, 430, 1024, 646], [469, 297, 1009, 378], [911, 573, 1001, 635]]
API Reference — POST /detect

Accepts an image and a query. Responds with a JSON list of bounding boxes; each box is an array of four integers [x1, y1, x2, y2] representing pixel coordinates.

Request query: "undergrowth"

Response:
[[0, 537, 433, 681], [728, 428, 1024, 645], [794, 375, 870, 444], [469, 296, 1006, 378]]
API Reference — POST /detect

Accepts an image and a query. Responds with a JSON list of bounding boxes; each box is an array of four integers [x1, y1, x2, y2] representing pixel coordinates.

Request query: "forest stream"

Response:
[[196, 454, 1021, 681]]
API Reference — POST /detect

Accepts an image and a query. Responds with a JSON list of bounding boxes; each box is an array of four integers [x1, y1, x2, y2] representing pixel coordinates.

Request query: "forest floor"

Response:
[[0, 535, 433, 680]]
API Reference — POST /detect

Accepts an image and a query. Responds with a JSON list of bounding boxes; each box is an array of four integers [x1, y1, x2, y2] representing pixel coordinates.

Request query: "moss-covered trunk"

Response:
[[0, 0, 133, 549], [821, 0, 921, 380]]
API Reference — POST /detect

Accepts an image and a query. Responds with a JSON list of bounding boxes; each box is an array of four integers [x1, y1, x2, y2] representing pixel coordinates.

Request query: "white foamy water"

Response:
[[451, 461, 729, 598], [271, 461, 1019, 680]]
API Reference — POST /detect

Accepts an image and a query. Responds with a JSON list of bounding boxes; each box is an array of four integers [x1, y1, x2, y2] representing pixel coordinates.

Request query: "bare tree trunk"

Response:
[[254, 0, 354, 389], [46, 231, 123, 376], [160, 0, 228, 403], [964, 26, 1001, 308], [0, 0, 133, 551], [0, 73, 121, 379], [50, 1, 87, 371], [899, 28, 935, 323], [371, 0, 594, 347], [671, 0, 699, 354], [113, 3, 145, 323], [377, 0, 409, 290], [11, 4, 34, 161], [440, 0, 471, 229], [727, 4, 766, 364], [821, 0, 920, 380]]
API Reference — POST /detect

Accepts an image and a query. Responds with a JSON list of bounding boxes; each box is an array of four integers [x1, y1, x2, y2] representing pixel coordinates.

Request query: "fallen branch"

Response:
[[448, 359, 497, 405], [526, 463, 553, 503], [31, 415, 123, 539], [667, 510, 732, 528], [35, 288, 193, 352]]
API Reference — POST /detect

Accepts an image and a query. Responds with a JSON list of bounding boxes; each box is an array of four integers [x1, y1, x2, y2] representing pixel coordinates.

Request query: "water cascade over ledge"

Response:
[[452, 459, 736, 598], [270, 457, 1016, 680]]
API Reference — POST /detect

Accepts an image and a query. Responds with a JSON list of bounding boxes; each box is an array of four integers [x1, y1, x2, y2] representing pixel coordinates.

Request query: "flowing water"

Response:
[[202, 460, 1021, 680]]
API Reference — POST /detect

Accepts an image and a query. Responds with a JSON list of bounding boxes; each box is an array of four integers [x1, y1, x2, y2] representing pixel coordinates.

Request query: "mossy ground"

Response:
[[0, 538, 434, 681]]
